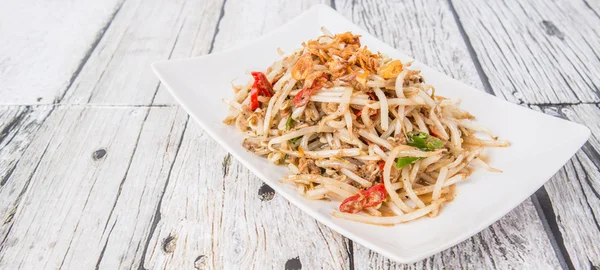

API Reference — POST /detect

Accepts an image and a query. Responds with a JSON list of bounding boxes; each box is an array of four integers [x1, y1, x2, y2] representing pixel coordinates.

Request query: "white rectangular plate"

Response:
[[151, 4, 590, 263]]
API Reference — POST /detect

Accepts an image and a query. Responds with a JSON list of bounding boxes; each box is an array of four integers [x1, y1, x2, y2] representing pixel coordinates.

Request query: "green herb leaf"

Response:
[[289, 136, 302, 144], [395, 157, 423, 168], [286, 116, 294, 130], [406, 131, 443, 151]]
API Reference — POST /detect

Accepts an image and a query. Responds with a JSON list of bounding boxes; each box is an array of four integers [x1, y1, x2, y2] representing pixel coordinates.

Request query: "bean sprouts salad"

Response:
[[223, 29, 508, 225]]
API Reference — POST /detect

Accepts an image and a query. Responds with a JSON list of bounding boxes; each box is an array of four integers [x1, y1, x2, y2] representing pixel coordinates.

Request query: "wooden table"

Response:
[[1, 0, 599, 269]]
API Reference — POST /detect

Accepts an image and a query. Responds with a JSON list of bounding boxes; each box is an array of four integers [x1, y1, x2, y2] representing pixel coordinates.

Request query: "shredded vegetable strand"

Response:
[[384, 146, 414, 213]]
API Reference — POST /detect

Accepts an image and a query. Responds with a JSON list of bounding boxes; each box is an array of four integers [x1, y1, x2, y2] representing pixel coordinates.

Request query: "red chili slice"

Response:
[[362, 184, 386, 208], [378, 161, 385, 175], [249, 84, 259, 111], [251, 72, 273, 97], [248, 72, 272, 111], [339, 184, 387, 213], [339, 193, 365, 214]]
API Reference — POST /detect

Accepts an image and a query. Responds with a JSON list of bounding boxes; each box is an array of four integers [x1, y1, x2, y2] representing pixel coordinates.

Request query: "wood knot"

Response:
[[285, 257, 302, 270], [258, 183, 275, 201], [3, 209, 15, 224], [92, 149, 107, 160], [162, 234, 176, 253], [194, 255, 207, 269], [541, 20, 564, 40]]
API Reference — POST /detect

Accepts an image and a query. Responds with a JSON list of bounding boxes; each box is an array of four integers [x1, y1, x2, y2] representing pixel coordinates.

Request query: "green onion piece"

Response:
[[286, 116, 294, 130], [406, 131, 443, 151], [396, 157, 422, 168]]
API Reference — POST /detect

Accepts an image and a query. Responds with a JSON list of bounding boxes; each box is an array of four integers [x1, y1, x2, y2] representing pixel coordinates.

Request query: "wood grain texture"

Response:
[[93, 107, 188, 270], [0, 106, 188, 269], [152, 0, 227, 104], [0, 106, 53, 243], [210, 0, 327, 53], [60, 0, 224, 105], [335, 0, 562, 268], [0, 0, 123, 104], [0, 107, 144, 269], [451, 0, 600, 104], [532, 104, 600, 269]]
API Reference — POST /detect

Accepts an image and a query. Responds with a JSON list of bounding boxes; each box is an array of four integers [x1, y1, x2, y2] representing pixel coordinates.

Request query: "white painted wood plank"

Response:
[[585, 0, 600, 17], [152, 0, 228, 104], [451, 0, 600, 104], [335, 0, 562, 268], [0, 106, 53, 241], [0, 106, 188, 269], [60, 0, 178, 105], [0, 0, 123, 104], [0, 107, 144, 269], [0, 106, 51, 188], [61, 0, 224, 105], [83, 107, 188, 270], [532, 104, 600, 269], [143, 1, 353, 269], [210, 0, 327, 53]]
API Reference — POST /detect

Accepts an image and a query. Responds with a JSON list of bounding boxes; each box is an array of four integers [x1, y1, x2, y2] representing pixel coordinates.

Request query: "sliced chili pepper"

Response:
[[339, 193, 365, 214], [249, 84, 259, 111], [248, 72, 272, 111], [251, 72, 273, 97], [339, 184, 387, 213], [363, 184, 386, 208], [293, 74, 328, 107], [378, 161, 385, 173]]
